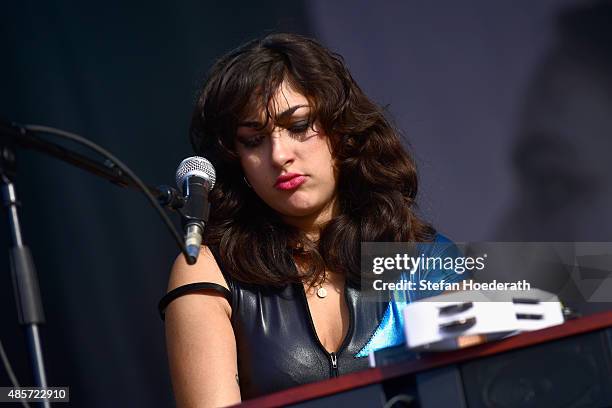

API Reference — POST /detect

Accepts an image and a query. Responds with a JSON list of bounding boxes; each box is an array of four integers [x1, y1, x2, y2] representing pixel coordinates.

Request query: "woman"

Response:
[[159, 33, 464, 407]]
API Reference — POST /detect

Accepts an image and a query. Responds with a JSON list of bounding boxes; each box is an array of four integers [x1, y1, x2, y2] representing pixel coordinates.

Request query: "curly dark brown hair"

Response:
[[190, 32, 435, 287]]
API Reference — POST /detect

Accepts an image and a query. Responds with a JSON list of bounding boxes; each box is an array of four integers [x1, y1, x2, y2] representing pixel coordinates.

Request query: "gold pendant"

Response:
[[316, 286, 328, 298]]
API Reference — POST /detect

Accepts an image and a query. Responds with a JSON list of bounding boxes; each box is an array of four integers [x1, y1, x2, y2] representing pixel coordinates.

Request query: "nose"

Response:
[[270, 129, 295, 168]]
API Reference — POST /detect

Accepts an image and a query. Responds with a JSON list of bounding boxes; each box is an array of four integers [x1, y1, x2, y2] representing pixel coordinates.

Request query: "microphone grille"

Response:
[[175, 156, 216, 192]]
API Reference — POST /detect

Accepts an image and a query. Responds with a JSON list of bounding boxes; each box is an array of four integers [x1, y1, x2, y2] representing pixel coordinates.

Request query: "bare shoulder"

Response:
[[167, 245, 231, 317]]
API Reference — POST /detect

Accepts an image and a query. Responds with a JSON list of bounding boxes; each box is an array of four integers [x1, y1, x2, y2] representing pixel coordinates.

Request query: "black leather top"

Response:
[[159, 248, 389, 399], [225, 274, 388, 399]]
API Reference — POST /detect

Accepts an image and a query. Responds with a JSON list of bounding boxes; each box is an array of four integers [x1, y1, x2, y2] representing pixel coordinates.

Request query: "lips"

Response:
[[274, 173, 306, 190]]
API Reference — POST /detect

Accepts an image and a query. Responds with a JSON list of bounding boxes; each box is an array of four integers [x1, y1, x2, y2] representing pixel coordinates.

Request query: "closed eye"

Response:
[[236, 120, 316, 149], [286, 120, 315, 141]]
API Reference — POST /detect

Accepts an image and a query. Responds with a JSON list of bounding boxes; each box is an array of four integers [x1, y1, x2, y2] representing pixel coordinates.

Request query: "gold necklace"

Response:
[[316, 270, 328, 298]]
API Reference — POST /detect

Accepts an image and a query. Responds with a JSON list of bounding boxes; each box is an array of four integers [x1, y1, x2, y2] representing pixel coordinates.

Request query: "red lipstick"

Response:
[[275, 173, 306, 190]]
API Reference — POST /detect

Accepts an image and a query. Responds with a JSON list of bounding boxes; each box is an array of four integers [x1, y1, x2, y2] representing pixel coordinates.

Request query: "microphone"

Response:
[[175, 156, 216, 264]]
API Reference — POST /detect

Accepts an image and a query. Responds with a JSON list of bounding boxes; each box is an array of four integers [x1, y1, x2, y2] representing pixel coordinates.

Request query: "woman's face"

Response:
[[235, 81, 338, 230]]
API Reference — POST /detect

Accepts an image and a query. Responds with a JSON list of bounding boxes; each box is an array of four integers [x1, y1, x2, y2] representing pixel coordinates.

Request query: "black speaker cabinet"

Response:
[[460, 329, 612, 408]]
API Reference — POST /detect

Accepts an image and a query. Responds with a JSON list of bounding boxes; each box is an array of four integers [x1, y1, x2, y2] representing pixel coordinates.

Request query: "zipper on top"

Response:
[[297, 281, 355, 379], [330, 352, 339, 377]]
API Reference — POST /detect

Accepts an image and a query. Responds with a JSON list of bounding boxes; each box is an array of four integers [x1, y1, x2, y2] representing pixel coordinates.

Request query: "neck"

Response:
[[282, 196, 339, 241]]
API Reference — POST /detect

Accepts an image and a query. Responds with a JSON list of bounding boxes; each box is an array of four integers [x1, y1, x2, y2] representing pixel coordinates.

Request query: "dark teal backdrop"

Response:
[[0, 1, 310, 406]]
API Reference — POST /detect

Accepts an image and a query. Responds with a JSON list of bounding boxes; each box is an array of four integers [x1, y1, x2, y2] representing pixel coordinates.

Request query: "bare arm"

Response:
[[164, 246, 241, 407]]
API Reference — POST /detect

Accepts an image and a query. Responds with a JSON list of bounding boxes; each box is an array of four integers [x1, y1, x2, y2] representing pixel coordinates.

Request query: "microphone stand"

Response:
[[1, 146, 51, 408], [0, 119, 184, 405]]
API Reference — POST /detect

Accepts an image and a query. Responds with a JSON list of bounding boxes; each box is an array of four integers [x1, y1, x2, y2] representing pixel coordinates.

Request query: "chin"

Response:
[[267, 191, 336, 220], [280, 206, 319, 218]]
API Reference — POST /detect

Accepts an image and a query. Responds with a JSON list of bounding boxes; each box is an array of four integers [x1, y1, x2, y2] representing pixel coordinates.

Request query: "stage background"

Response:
[[1, 0, 610, 406]]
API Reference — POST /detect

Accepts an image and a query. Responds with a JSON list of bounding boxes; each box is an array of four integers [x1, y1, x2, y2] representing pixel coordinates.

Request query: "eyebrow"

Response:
[[238, 104, 308, 128]]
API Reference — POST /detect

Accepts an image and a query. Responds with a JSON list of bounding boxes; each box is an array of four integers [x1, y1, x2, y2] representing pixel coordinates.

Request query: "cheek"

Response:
[[239, 153, 262, 175], [241, 157, 274, 195], [316, 146, 336, 181]]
